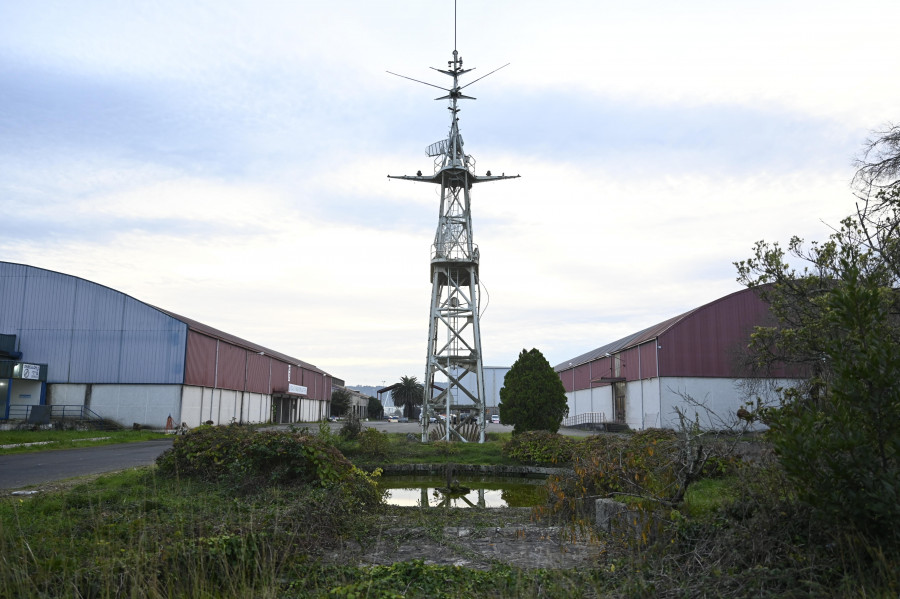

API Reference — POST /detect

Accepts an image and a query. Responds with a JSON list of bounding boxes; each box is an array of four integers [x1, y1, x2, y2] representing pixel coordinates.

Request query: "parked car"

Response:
[[491, 414, 500, 424], [388, 417, 398, 423]]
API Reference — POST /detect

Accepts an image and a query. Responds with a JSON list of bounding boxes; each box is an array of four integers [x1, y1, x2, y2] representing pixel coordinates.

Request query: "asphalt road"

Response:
[[0, 438, 174, 490]]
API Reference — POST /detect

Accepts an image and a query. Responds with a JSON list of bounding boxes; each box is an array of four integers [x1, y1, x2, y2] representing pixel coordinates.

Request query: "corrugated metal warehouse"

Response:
[[554, 287, 800, 431], [0, 262, 333, 428]]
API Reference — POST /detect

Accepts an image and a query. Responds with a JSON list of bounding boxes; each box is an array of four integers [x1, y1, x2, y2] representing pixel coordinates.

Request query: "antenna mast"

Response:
[[388, 6, 518, 443]]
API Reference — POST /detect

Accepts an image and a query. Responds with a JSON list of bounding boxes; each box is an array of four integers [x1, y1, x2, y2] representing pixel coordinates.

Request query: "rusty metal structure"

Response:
[[388, 18, 517, 442]]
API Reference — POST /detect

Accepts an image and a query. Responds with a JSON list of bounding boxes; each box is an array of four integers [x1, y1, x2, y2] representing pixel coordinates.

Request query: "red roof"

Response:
[[156, 307, 328, 375]]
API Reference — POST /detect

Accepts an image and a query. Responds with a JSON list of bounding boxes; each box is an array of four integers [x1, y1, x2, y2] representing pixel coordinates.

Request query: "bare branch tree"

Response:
[[851, 124, 900, 283], [853, 123, 900, 196]]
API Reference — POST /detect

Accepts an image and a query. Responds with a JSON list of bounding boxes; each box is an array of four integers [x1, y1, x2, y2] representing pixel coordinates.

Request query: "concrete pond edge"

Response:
[[371, 463, 569, 477]]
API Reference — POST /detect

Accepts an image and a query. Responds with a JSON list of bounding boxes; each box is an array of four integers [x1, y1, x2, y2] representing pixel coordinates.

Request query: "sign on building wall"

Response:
[[15, 363, 41, 380], [288, 383, 308, 396]]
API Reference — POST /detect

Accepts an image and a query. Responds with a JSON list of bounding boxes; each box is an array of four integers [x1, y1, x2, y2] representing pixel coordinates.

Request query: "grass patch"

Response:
[[4, 426, 897, 598], [338, 432, 518, 467], [0, 466, 599, 598], [682, 476, 739, 517], [0, 429, 168, 454], [282, 561, 603, 598]]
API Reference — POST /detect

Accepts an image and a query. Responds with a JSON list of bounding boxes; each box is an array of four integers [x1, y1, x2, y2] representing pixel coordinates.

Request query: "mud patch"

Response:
[[325, 507, 603, 570]]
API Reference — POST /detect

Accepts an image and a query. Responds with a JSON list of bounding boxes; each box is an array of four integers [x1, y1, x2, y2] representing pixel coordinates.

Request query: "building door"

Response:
[[613, 382, 626, 423]]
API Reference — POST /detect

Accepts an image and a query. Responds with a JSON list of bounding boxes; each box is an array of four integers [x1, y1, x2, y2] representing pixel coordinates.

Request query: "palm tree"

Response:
[[391, 376, 424, 420]]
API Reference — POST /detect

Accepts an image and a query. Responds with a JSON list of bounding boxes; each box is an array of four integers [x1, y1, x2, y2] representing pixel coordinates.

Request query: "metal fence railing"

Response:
[[4, 404, 110, 426], [562, 412, 606, 428]]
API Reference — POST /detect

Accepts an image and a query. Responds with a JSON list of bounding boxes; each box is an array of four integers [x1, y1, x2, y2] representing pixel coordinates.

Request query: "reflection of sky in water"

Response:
[[385, 488, 507, 508]]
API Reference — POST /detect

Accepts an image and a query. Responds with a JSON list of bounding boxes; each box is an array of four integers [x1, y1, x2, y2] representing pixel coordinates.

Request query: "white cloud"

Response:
[[1, 0, 895, 385]]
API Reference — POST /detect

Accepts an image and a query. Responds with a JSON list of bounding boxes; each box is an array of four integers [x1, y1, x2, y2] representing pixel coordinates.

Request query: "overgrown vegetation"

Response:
[[338, 412, 363, 440], [531, 426, 899, 597], [4, 421, 898, 597], [501, 430, 576, 464], [156, 424, 381, 503], [735, 125, 900, 551], [302, 560, 602, 598], [0, 426, 602, 598], [1, 467, 383, 598]]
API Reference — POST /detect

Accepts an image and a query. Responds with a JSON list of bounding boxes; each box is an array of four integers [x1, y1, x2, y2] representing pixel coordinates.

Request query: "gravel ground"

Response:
[[326, 507, 604, 571]]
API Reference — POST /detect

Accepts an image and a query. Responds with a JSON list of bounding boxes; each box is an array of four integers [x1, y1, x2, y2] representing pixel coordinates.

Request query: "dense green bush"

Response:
[[340, 413, 363, 440], [763, 267, 900, 547], [498, 348, 569, 434], [156, 425, 380, 506], [502, 430, 575, 464], [357, 427, 390, 459]]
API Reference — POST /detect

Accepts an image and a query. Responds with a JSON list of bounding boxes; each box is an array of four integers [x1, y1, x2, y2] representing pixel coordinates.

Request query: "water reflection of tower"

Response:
[[388, 29, 518, 443]]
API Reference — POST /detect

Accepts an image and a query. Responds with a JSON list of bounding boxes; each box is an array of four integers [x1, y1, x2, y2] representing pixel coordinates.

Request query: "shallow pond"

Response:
[[378, 475, 547, 508]]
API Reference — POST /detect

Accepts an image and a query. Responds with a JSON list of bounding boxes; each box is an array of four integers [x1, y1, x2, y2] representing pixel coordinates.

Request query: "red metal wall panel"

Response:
[[216, 343, 245, 390], [313, 372, 324, 400], [574, 363, 591, 389], [246, 353, 270, 393], [589, 356, 612, 385], [638, 342, 658, 379], [289, 363, 301, 386], [621, 346, 641, 381], [270, 360, 289, 393], [302, 368, 318, 399], [184, 332, 217, 387], [658, 289, 769, 377], [558, 368, 574, 392]]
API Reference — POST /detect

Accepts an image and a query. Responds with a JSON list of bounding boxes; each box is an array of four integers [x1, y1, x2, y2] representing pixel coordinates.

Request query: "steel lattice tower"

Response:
[[389, 44, 518, 443]]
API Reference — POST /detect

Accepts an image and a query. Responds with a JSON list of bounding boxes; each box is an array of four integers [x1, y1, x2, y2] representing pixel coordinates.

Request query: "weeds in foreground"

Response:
[[1, 469, 601, 598], [6, 426, 897, 598], [533, 431, 900, 598], [1, 469, 377, 598]]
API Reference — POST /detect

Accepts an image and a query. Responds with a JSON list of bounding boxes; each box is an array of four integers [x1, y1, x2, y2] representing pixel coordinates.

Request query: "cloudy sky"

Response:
[[2, 1, 898, 386]]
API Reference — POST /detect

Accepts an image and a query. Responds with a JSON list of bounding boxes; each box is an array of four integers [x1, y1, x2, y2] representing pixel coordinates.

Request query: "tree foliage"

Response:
[[735, 126, 900, 547], [498, 348, 569, 434], [390, 376, 424, 420], [330, 388, 351, 417], [367, 395, 383, 420]]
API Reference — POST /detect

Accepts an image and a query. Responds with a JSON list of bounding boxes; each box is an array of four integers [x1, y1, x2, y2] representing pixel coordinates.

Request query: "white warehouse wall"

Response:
[[181, 386, 272, 427], [658, 377, 797, 430], [564, 376, 794, 431], [9, 380, 43, 407], [90, 385, 181, 428], [448, 366, 510, 412], [48, 383, 181, 428]]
